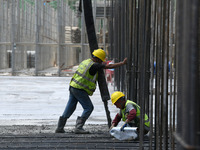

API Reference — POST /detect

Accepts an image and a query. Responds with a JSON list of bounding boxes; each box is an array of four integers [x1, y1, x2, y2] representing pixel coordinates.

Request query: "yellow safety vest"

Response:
[[70, 59, 98, 96], [121, 100, 150, 127]]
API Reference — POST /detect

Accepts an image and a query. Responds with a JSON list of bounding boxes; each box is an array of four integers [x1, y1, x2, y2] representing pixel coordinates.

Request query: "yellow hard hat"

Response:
[[92, 49, 106, 62], [111, 91, 125, 104]]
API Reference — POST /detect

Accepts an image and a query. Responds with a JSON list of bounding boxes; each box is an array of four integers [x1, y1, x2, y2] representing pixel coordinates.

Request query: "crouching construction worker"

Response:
[[110, 91, 150, 137], [55, 49, 127, 134]]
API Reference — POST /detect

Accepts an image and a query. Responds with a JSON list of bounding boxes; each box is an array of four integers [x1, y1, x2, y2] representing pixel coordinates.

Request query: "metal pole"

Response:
[[176, 0, 200, 149], [172, 1, 177, 149], [120, 0, 125, 92], [155, 0, 162, 149], [162, 0, 170, 149], [57, 0, 62, 76], [149, 0, 157, 149], [81, 0, 85, 62], [11, 0, 16, 75], [169, 0, 175, 149], [110, 0, 114, 58], [35, 0, 39, 75], [127, 0, 133, 100], [103, 0, 106, 51], [138, 0, 146, 149]]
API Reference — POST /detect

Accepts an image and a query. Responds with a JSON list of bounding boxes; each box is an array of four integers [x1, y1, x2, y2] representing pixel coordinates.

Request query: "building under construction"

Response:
[[0, 0, 200, 149]]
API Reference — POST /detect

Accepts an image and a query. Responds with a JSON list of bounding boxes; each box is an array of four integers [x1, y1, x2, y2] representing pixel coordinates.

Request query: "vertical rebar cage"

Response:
[[107, 0, 199, 149]]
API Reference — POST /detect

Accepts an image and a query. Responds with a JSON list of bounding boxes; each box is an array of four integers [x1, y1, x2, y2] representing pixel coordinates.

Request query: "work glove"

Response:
[[120, 123, 127, 132]]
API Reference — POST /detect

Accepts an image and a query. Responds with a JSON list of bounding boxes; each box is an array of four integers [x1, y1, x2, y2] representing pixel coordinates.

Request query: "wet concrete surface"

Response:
[[0, 76, 117, 126]]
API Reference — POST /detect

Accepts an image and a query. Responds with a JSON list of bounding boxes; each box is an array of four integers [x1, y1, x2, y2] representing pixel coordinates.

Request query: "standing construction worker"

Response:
[[110, 91, 150, 137], [55, 49, 127, 134]]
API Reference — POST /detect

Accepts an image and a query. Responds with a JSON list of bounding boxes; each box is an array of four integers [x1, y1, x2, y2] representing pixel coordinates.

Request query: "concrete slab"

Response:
[[0, 76, 118, 126]]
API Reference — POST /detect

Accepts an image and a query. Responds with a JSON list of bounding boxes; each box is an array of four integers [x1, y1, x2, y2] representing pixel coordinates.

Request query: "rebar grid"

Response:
[[0, 133, 152, 150], [107, 0, 178, 149]]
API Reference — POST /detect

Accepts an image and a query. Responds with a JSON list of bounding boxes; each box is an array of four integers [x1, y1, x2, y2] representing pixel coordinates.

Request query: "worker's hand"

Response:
[[120, 123, 127, 132], [110, 124, 115, 130], [122, 58, 127, 65]]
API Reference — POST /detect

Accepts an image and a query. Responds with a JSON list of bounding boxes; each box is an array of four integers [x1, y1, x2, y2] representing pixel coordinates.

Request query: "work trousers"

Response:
[[62, 86, 94, 120]]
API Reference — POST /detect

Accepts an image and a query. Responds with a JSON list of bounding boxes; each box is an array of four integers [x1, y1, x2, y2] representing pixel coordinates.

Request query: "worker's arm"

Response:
[[127, 109, 136, 121], [120, 107, 137, 131], [110, 113, 122, 130], [125, 103, 137, 122], [104, 58, 127, 69]]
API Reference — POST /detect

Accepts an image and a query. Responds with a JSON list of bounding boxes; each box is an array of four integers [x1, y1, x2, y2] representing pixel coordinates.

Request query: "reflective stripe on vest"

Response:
[[75, 69, 97, 83], [71, 78, 95, 93], [122, 100, 150, 127], [70, 59, 98, 96]]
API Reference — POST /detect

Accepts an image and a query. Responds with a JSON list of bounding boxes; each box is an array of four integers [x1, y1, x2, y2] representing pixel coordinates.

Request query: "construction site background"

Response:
[[0, 0, 200, 150]]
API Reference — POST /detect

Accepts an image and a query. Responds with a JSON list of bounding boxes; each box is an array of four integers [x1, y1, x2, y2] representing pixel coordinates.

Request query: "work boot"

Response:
[[55, 116, 67, 133], [74, 116, 90, 134]]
